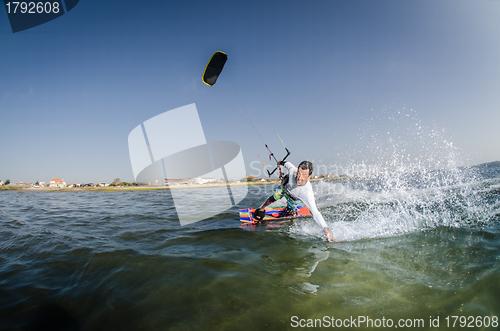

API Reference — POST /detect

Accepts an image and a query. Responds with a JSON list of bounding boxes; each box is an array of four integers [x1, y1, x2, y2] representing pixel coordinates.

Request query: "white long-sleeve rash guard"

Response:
[[283, 162, 329, 229]]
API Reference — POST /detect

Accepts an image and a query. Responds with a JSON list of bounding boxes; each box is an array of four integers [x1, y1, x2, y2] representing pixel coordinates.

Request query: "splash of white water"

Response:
[[289, 109, 495, 242]]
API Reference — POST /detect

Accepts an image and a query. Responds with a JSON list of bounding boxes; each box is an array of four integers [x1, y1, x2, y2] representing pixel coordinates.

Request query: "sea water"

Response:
[[1, 161, 499, 330]]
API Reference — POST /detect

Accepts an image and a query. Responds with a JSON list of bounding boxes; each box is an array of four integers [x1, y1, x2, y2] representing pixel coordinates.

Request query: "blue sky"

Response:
[[1, 0, 499, 183]]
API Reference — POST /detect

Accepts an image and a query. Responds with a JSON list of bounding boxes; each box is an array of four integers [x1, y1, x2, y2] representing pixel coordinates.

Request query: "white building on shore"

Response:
[[193, 177, 216, 185], [50, 178, 66, 188]]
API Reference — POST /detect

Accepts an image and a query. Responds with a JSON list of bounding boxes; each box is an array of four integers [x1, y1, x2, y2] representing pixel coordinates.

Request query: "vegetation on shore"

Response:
[[0, 175, 350, 193], [0, 180, 283, 192]]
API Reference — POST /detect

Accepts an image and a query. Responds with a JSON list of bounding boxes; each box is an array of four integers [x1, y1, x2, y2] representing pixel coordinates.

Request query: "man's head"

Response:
[[296, 161, 313, 186]]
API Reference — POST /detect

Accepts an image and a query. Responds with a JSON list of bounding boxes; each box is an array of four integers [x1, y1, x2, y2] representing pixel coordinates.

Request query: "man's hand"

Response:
[[324, 228, 336, 242]]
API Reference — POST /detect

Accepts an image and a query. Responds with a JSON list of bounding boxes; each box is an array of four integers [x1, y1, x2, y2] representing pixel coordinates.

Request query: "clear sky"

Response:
[[1, 0, 499, 184]]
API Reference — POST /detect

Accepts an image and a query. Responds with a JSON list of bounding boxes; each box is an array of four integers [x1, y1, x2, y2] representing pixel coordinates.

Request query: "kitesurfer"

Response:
[[254, 160, 336, 242]]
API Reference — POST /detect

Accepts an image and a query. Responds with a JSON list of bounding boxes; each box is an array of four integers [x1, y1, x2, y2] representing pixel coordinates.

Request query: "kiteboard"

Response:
[[239, 206, 311, 224]]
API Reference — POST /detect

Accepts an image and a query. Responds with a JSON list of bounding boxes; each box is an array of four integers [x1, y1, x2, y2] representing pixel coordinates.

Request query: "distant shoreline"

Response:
[[0, 180, 281, 192], [0, 178, 345, 193]]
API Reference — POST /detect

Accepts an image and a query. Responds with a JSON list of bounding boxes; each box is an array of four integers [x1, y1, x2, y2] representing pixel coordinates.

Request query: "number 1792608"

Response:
[[5, 2, 61, 14]]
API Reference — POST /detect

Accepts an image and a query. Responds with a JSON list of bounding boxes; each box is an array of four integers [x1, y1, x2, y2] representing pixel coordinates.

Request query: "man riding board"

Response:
[[254, 160, 335, 242]]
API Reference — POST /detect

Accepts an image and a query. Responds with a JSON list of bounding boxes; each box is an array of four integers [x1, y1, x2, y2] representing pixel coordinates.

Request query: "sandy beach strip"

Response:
[[0, 181, 281, 192]]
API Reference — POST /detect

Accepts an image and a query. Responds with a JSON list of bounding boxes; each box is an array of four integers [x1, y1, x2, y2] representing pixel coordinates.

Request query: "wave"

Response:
[[290, 163, 499, 242]]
